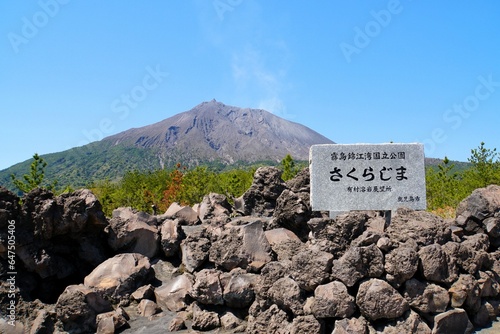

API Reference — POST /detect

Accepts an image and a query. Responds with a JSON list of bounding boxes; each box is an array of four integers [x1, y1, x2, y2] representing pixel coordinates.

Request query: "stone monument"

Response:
[[310, 143, 427, 213]]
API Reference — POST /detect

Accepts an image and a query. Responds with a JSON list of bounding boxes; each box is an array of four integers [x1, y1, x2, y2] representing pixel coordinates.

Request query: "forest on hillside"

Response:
[[425, 142, 500, 217], [8, 143, 500, 218]]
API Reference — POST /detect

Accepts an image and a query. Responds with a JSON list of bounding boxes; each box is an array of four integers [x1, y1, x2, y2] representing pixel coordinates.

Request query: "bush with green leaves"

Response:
[[426, 142, 500, 213]]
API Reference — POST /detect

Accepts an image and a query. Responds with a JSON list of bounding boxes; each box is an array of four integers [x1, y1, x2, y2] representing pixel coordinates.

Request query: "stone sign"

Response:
[[310, 143, 427, 211]]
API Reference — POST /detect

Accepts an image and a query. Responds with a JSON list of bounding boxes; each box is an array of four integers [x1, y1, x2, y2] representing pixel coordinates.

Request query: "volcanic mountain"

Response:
[[106, 100, 334, 165], [1, 100, 334, 189]]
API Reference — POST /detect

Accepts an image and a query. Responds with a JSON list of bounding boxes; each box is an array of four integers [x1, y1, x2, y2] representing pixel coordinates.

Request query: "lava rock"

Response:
[[311, 281, 356, 319], [356, 278, 409, 321], [107, 207, 160, 258], [291, 248, 333, 291], [331, 244, 384, 287], [83, 253, 152, 300]]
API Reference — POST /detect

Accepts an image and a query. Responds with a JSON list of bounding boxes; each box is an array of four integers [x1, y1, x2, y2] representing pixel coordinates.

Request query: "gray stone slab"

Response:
[[310, 143, 426, 211]]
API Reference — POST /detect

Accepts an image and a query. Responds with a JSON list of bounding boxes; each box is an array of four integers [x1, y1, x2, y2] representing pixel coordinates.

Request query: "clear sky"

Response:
[[1, 1, 499, 171]]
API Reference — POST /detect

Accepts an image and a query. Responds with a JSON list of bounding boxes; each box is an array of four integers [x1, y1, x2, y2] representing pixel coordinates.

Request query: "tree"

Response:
[[468, 142, 500, 187], [181, 166, 215, 205], [281, 154, 297, 181], [464, 142, 500, 191], [425, 143, 500, 217], [10, 153, 57, 193], [425, 156, 464, 210], [161, 163, 186, 209], [90, 179, 117, 216], [217, 168, 254, 202]]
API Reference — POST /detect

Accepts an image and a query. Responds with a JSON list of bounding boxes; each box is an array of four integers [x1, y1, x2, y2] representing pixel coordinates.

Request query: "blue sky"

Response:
[[1, 1, 499, 171]]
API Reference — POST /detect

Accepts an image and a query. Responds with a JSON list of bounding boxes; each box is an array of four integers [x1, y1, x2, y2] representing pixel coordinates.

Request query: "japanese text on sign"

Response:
[[329, 166, 408, 182], [310, 143, 427, 211], [330, 151, 406, 161]]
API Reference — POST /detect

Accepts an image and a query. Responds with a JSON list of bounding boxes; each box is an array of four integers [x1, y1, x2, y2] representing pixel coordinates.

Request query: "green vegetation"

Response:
[[90, 164, 257, 216], [88, 154, 309, 216], [426, 142, 500, 217], [466, 141, 500, 188], [281, 154, 300, 181], [90, 144, 499, 218], [0, 143, 167, 192], [10, 153, 57, 193], [5, 145, 500, 219], [0, 141, 294, 194]]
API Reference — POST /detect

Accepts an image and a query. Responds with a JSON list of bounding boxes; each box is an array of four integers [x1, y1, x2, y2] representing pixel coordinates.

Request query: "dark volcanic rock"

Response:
[[234, 167, 286, 217], [386, 207, 451, 247], [256, 261, 290, 299], [485, 216, 500, 241], [307, 212, 367, 256], [83, 253, 152, 301], [96, 308, 130, 334], [154, 274, 193, 312], [432, 308, 473, 334], [264, 228, 305, 262], [55, 284, 112, 333], [418, 243, 459, 285], [291, 248, 333, 291], [180, 234, 210, 273], [190, 268, 224, 306], [449, 274, 482, 314], [372, 310, 432, 334], [191, 303, 221, 331], [311, 281, 356, 319], [332, 317, 368, 334], [9, 188, 110, 302], [221, 268, 258, 308], [21, 188, 107, 240], [4, 172, 500, 334], [478, 270, 500, 298], [164, 202, 200, 225], [330, 244, 384, 287], [273, 168, 317, 240], [220, 311, 245, 331], [290, 315, 323, 334], [384, 246, 419, 288], [285, 167, 311, 193], [442, 238, 489, 276], [456, 185, 500, 227], [268, 277, 305, 316], [209, 218, 272, 272], [403, 278, 449, 314], [356, 278, 409, 321], [198, 192, 232, 225], [0, 186, 20, 226], [273, 189, 312, 240], [159, 219, 184, 257], [107, 207, 160, 258], [247, 303, 290, 334]]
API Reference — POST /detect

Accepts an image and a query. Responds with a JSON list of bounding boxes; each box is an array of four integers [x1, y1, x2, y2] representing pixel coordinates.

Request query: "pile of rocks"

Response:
[[1, 167, 500, 333]]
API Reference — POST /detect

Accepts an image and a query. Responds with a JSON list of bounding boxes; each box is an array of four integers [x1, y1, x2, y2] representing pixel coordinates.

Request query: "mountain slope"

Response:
[[105, 100, 334, 165], [0, 100, 334, 190]]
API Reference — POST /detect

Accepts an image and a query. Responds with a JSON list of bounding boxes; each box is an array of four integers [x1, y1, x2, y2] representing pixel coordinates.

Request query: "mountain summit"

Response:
[[104, 99, 334, 166], [1, 100, 334, 189]]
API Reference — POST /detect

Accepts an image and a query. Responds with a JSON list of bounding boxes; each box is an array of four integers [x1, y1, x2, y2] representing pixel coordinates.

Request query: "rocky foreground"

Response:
[[1, 167, 500, 333]]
